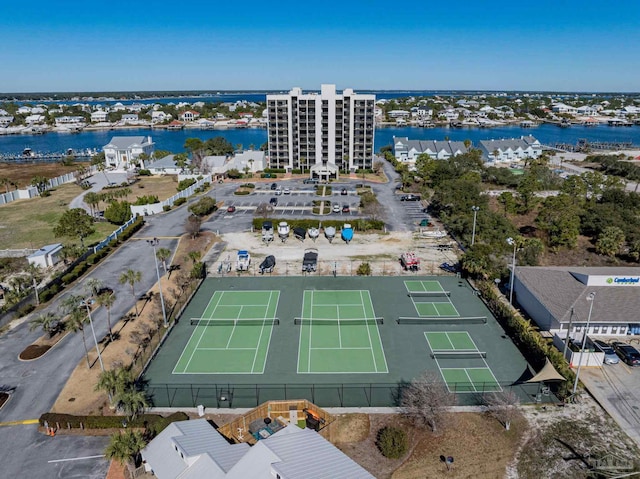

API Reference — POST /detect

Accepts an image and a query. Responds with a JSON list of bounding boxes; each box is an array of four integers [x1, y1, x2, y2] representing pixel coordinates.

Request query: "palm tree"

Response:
[[155, 247, 171, 273], [105, 430, 147, 476], [95, 367, 133, 405], [97, 291, 116, 341], [29, 311, 62, 337], [119, 269, 142, 316], [115, 389, 149, 420], [84, 277, 103, 298], [67, 306, 90, 368], [187, 251, 201, 265]]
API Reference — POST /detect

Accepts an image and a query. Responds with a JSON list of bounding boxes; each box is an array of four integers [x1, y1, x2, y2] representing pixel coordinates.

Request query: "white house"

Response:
[[0, 116, 13, 126], [27, 243, 63, 269], [232, 150, 266, 174], [121, 113, 139, 124], [55, 116, 86, 126], [393, 137, 469, 169], [91, 110, 109, 122], [145, 154, 185, 175], [141, 419, 374, 479], [387, 109, 410, 119], [551, 103, 577, 114], [17, 106, 32, 114], [179, 110, 200, 122], [151, 111, 171, 123], [24, 114, 46, 124], [576, 105, 599, 116], [103, 136, 155, 170], [478, 136, 542, 163]]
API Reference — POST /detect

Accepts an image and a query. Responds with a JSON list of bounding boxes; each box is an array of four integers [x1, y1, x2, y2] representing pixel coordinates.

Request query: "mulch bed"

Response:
[[19, 344, 51, 360]]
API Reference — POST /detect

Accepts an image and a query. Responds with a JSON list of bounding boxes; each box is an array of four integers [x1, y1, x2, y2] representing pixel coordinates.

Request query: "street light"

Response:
[[147, 238, 168, 328], [471, 206, 480, 246], [572, 292, 596, 395], [85, 301, 104, 372], [506, 237, 517, 305]]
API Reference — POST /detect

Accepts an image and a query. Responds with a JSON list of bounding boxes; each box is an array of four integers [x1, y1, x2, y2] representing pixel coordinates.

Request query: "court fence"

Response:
[[211, 259, 459, 277], [146, 381, 551, 409]]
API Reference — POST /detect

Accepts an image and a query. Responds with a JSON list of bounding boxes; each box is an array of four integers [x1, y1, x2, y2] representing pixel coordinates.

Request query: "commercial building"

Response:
[[267, 84, 375, 180], [513, 266, 640, 338]]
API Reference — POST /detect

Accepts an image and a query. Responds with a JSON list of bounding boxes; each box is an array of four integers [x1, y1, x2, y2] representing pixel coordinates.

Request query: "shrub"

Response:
[[39, 412, 189, 433], [104, 200, 133, 224], [202, 182, 211, 189], [188, 196, 217, 217], [376, 426, 407, 459], [133, 195, 159, 206], [240, 183, 255, 188], [137, 169, 151, 176], [173, 197, 187, 207], [163, 205, 171, 212], [18, 304, 36, 317], [177, 178, 196, 191], [234, 190, 251, 196], [356, 263, 372, 276]]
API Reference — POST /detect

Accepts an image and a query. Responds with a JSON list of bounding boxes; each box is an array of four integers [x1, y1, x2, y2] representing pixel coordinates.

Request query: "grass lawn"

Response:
[[0, 161, 89, 189], [101, 176, 181, 204], [0, 183, 116, 249]]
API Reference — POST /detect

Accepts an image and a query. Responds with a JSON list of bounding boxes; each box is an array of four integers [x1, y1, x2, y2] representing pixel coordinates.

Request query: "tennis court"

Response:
[[405, 280, 460, 317], [173, 290, 280, 374], [425, 331, 502, 393], [297, 290, 388, 374]]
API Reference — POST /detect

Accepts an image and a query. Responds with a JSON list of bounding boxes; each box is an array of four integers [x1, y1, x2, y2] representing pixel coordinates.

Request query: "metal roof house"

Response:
[[478, 136, 542, 163], [141, 419, 374, 479], [146, 155, 184, 175], [103, 136, 155, 170], [513, 266, 640, 337], [393, 136, 469, 169], [27, 243, 63, 269]]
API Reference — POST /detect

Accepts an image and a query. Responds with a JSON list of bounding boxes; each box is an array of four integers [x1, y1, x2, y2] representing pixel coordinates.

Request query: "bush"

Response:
[[376, 426, 407, 459], [18, 304, 36, 317], [240, 183, 255, 188], [356, 263, 372, 276], [234, 190, 251, 196], [173, 197, 187, 207], [188, 196, 217, 217], [177, 178, 196, 191], [163, 205, 171, 212], [138, 169, 151, 176], [133, 195, 159, 206], [104, 200, 133, 225], [260, 173, 277, 179], [39, 412, 189, 433]]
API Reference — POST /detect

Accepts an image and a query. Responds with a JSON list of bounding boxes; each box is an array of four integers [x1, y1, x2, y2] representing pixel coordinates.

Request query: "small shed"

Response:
[[27, 243, 63, 268]]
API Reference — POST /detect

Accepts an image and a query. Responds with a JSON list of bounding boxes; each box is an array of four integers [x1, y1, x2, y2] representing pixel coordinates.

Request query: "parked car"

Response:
[[342, 205, 350, 213], [270, 183, 278, 190], [283, 187, 291, 195], [303, 178, 319, 184], [275, 187, 283, 195], [400, 194, 421, 201], [332, 204, 341, 213], [593, 340, 619, 364], [612, 342, 640, 366], [270, 197, 278, 206], [341, 188, 348, 195], [439, 262, 459, 273], [226, 205, 236, 213], [419, 218, 431, 227]]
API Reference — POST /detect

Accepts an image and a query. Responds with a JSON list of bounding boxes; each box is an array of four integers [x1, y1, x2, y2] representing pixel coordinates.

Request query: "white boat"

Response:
[[423, 229, 447, 239], [308, 227, 319, 242], [277, 222, 290, 242], [324, 226, 336, 243], [236, 250, 251, 271], [261, 221, 274, 244]]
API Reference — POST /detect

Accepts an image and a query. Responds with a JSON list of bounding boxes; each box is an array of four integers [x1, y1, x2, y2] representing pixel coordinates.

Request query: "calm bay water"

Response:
[[1, 124, 639, 157]]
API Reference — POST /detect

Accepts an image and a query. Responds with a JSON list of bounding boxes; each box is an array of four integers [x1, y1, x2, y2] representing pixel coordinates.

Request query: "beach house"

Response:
[[478, 136, 542, 163], [103, 136, 155, 170], [393, 137, 469, 169]]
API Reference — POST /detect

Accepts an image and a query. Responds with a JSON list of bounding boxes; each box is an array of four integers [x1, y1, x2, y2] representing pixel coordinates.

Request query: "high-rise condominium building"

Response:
[[267, 84, 375, 179]]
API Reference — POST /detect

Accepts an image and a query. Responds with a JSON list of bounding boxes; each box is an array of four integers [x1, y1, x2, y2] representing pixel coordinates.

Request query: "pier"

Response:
[[0, 148, 98, 163], [553, 138, 636, 152]]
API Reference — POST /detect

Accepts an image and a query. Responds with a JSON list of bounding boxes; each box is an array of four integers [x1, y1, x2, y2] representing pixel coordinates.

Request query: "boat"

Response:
[[324, 226, 336, 243], [259, 255, 276, 274], [293, 227, 306, 242], [423, 229, 447, 239], [236, 250, 251, 271], [261, 221, 274, 244], [341, 224, 354, 244], [308, 227, 319, 242], [22, 147, 35, 157], [302, 248, 318, 273], [400, 252, 420, 271], [277, 221, 290, 242]]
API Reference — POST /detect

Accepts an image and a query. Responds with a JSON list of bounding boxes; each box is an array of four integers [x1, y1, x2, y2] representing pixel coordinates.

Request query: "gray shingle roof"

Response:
[[105, 136, 149, 149], [516, 266, 640, 324], [146, 154, 180, 170], [394, 137, 468, 157]]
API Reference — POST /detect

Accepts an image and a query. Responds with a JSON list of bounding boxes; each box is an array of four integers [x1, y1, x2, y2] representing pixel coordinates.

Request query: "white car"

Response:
[[332, 204, 341, 213], [275, 187, 282, 196], [283, 187, 291, 195]]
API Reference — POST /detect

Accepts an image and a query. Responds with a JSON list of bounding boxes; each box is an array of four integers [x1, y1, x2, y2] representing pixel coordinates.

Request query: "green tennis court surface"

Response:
[[405, 280, 460, 317], [425, 331, 502, 393], [297, 290, 388, 374], [173, 290, 280, 374]]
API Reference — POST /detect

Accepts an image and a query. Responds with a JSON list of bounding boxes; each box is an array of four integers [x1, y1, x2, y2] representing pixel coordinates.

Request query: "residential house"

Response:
[[27, 243, 63, 269], [91, 110, 109, 123], [478, 135, 542, 163], [0, 116, 13, 126], [151, 111, 171, 123], [179, 110, 201, 122], [121, 113, 139, 124], [576, 105, 599, 116], [17, 106, 32, 114], [393, 136, 469, 169], [141, 418, 374, 479], [25, 114, 46, 124], [551, 103, 577, 114], [55, 116, 86, 126], [145, 155, 185, 175], [103, 136, 155, 170], [232, 150, 266, 174], [387, 110, 410, 119]]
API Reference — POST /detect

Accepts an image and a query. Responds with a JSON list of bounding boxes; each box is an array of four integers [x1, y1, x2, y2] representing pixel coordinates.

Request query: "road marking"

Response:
[[48, 454, 105, 463], [0, 419, 39, 427]]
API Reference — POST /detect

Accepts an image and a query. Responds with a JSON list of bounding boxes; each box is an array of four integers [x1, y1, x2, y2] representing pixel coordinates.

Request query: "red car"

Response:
[[227, 206, 236, 213]]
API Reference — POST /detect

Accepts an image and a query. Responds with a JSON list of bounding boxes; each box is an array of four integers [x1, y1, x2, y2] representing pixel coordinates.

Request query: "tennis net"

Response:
[[294, 317, 384, 326], [397, 316, 487, 325], [431, 351, 487, 359], [190, 318, 280, 326], [408, 291, 451, 298]]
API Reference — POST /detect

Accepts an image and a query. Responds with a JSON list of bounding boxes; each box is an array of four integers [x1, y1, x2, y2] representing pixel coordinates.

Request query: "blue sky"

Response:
[[1, 0, 639, 92]]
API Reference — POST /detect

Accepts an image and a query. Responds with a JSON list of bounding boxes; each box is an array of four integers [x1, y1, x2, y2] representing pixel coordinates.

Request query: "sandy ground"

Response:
[[211, 230, 460, 276]]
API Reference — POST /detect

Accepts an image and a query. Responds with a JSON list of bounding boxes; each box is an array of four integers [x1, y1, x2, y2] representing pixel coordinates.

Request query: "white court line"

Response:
[[180, 291, 224, 373], [250, 291, 272, 373], [360, 290, 377, 372], [254, 290, 280, 375], [445, 331, 475, 351], [337, 304, 342, 348], [309, 347, 373, 350], [308, 290, 314, 373], [48, 455, 105, 463], [198, 347, 257, 350], [224, 306, 243, 349]]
